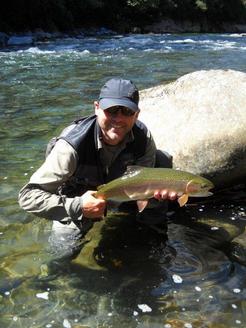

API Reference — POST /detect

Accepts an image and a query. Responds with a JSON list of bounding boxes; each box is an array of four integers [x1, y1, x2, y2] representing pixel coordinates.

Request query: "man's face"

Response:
[[95, 102, 139, 145]]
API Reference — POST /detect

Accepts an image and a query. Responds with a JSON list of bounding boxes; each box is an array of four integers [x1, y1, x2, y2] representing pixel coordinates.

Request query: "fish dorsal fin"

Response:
[[122, 166, 143, 179], [178, 194, 189, 207]]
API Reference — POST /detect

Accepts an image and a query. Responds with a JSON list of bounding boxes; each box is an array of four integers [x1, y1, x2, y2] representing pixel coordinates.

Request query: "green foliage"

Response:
[[127, 0, 161, 10], [196, 0, 207, 11], [205, 0, 246, 22], [0, 0, 245, 32]]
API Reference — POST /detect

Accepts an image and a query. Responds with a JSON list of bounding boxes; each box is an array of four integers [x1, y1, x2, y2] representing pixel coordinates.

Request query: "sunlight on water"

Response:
[[0, 33, 246, 327]]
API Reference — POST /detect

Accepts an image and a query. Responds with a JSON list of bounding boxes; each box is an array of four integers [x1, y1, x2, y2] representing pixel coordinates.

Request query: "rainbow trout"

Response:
[[96, 166, 214, 212]]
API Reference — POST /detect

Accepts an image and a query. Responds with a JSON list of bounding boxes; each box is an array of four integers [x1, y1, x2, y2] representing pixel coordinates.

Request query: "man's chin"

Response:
[[105, 132, 124, 145]]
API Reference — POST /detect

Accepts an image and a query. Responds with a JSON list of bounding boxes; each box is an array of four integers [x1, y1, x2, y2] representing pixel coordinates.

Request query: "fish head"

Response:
[[186, 177, 214, 197]]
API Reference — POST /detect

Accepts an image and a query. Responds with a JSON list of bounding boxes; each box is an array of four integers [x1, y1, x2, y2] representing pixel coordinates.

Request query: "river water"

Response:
[[0, 33, 246, 327]]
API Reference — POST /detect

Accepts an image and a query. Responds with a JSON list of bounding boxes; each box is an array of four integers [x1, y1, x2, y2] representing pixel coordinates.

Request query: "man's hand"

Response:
[[81, 190, 106, 220], [154, 190, 178, 201]]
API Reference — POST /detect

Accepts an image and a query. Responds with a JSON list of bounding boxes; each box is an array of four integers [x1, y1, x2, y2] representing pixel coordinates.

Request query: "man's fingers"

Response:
[[168, 191, 178, 200], [154, 190, 168, 200], [81, 190, 107, 219], [154, 190, 179, 201], [154, 191, 161, 200], [160, 190, 169, 199]]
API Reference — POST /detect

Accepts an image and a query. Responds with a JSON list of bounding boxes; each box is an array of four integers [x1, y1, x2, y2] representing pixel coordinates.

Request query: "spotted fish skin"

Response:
[[96, 166, 214, 210]]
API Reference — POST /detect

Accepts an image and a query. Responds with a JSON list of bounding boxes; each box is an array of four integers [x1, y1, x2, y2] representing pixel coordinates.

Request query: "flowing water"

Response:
[[0, 33, 246, 327]]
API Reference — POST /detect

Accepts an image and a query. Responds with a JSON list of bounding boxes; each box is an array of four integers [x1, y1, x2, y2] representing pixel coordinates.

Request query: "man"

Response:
[[19, 78, 176, 257]]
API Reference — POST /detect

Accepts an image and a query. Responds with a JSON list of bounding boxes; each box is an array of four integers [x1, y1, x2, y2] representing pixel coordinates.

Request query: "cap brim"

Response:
[[99, 98, 139, 112]]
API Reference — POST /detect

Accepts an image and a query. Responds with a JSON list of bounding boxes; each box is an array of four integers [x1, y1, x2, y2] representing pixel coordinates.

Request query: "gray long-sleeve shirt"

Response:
[[18, 127, 156, 223]]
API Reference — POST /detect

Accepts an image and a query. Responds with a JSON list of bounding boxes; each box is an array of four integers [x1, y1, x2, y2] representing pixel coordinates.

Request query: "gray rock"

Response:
[[34, 29, 53, 41], [139, 69, 246, 188], [7, 35, 35, 46], [0, 32, 8, 47]]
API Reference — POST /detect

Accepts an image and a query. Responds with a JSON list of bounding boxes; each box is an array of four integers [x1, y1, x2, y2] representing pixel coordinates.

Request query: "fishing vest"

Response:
[[54, 115, 148, 197]]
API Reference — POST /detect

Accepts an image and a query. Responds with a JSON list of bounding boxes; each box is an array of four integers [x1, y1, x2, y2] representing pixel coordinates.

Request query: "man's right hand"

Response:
[[81, 190, 106, 220]]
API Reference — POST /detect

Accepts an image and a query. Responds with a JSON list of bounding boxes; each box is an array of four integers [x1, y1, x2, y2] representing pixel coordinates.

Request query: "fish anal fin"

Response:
[[137, 200, 149, 212], [178, 194, 189, 207]]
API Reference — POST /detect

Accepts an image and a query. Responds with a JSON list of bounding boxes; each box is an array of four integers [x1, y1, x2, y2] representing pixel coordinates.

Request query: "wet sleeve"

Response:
[[18, 139, 83, 222], [135, 129, 156, 167]]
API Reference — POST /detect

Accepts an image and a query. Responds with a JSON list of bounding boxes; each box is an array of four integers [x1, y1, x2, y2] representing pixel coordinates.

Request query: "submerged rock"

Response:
[[139, 69, 246, 188]]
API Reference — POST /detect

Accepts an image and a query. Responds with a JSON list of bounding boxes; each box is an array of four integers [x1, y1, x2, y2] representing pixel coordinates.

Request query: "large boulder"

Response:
[[139, 69, 246, 188]]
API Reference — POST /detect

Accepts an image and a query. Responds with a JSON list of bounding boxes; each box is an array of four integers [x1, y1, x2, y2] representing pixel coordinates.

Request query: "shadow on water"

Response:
[[50, 214, 172, 302]]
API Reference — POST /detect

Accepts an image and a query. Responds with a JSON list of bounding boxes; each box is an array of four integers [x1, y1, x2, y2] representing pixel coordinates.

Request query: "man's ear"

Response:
[[94, 101, 99, 114]]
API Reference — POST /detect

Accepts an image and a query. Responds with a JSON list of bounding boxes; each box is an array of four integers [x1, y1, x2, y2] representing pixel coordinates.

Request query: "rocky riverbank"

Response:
[[0, 27, 116, 48], [1, 19, 246, 48], [144, 18, 246, 34]]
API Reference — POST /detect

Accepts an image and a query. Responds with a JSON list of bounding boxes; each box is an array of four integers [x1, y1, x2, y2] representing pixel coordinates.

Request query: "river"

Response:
[[0, 33, 246, 328]]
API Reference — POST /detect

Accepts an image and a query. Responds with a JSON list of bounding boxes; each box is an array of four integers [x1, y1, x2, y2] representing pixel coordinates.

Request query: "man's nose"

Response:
[[112, 111, 125, 121]]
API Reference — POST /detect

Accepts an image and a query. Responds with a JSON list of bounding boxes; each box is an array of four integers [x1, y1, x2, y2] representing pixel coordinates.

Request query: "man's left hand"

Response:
[[154, 190, 178, 201]]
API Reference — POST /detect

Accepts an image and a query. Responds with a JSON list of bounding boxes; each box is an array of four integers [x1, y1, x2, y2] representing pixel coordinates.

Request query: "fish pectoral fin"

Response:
[[137, 200, 149, 212], [178, 194, 189, 207]]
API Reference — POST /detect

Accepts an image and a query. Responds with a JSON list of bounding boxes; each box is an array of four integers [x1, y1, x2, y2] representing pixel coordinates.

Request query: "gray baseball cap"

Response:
[[99, 78, 140, 112]]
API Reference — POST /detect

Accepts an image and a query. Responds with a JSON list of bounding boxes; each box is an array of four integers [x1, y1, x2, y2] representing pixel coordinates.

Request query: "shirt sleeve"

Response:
[[135, 129, 157, 167], [18, 139, 83, 222]]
